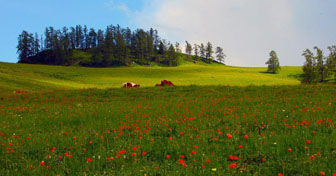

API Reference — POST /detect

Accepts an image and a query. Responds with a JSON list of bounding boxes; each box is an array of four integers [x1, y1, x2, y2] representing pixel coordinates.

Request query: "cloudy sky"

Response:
[[1, 0, 336, 66]]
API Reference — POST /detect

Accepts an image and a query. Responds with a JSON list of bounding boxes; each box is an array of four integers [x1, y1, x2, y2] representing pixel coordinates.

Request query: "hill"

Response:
[[0, 61, 302, 94]]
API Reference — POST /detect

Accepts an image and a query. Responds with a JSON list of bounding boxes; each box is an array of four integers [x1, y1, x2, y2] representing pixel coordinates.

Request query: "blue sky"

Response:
[[0, 0, 144, 63], [1, 0, 336, 66]]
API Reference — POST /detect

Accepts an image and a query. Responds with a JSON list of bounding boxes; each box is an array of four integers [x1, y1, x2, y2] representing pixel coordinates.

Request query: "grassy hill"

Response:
[[0, 61, 302, 93]]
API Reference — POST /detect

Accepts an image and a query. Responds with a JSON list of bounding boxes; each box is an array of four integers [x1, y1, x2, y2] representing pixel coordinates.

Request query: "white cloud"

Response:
[[104, 0, 131, 16], [135, 0, 308, 66]]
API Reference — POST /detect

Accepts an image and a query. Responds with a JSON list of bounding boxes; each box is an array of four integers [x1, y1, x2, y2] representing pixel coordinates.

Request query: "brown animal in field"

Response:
[[122, 82, 140, 88], [155, 80, 175, 87]]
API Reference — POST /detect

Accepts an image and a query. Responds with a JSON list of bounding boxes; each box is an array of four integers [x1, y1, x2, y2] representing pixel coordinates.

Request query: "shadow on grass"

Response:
[[259, 71, 304, 82], [259, 71, 276, 74]]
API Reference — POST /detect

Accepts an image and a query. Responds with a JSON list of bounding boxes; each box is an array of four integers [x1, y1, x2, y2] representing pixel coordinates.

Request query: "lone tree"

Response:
[[265, 50, 281, 74], [215, 46, 226, 64]]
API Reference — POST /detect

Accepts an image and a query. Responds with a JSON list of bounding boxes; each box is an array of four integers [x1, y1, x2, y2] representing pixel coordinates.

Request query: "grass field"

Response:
[[0, 61, 302, 93], [1, 62, 335, 175]]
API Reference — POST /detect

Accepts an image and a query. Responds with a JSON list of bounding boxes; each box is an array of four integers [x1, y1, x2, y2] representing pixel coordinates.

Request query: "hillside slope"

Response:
[[0, 61, 302, 93]]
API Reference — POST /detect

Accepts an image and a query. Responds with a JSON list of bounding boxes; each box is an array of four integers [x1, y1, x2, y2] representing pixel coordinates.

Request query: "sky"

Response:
[[1, 0, 336, 66]]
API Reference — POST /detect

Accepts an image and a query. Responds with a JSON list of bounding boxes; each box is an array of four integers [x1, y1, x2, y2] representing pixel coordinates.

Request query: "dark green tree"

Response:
[[314, 46, 328, 82], [84, 25, 89, 50], [193, 44, 199, 61], [200, 43, 205, 58], [265, 50, 281, 74], [97, 29, 105, 49], [88, 28, 97, 48], [103, 29, 115, 66], [205, 42, 213, 63], [185, 41, 192, 59], [168, 44, 177, 66], [302, 49, 316, 83], [215, 46, 226, 64], [115, 30, 126, 65], [146, 33, 154, 63], [33, 33, 40, 55], [327, 46, 336, 82], [69, 27, 76, 49], [175, 42, 181, 53], [17, 30, 34, 63]]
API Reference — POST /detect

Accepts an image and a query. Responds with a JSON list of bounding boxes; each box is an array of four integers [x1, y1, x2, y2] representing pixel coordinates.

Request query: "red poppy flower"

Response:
[[229, 155, 234, 160], [87, 157, 92, 162], [226, 134, 232, 139], [179, 159, 184, 164], [229, 162, 237, 169], [310, 155, 315, 160], [40, 161, 45, 166], [166, 154, 170, 159]]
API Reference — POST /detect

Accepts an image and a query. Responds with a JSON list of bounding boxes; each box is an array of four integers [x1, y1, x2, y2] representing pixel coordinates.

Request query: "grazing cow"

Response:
[[122, 82, 140, 88], [155, 80, 175, 87]]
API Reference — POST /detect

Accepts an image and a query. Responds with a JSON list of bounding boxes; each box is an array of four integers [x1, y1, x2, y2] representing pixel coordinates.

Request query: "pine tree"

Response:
[[185, 41, 192, 59], [104, 29, 115, 66], [205, 42, 213, 63], [193, 44, 199, 61], [200, 43, 205, 58], [69, 27, 76, 49], [265, 50, 281, 74], [158, 41, 165, 55], [175, 42, 181, 53], [97, 29, 105, 49], [215, 47, 226, 64], [84, 25, 89, 50], [135, 29, 147, 64], [146, 33, 154, 63], [34, 33, 40, 55], [88, 28, 97, 48], [168, 44, 177, 66], [44, 27, 52, 50], [17, 30, 34, 63], [115, 30, 126, 65], [75, 25, 84, 49], [61, 27, 70, 63]]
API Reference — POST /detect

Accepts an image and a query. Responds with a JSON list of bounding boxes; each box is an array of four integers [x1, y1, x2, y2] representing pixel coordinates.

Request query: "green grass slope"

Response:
[[0, 61, 302, 93]]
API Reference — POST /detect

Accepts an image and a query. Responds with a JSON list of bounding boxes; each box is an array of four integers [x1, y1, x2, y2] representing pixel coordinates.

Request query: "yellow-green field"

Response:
[[0, 61, 302, 93]]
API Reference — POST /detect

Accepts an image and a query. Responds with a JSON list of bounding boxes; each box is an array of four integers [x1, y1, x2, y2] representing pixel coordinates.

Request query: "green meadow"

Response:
[[1, 62, 335, 175], [0, 61, 302, 93]]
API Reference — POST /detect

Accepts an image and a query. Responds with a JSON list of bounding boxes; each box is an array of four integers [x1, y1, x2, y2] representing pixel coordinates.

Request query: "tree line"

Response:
[[17, 25, 226, 67], [302, 46, 336, 83]]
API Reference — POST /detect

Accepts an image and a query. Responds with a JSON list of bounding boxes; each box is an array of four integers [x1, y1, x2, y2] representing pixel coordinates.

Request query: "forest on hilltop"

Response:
[[17, 25, 226, 67]]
